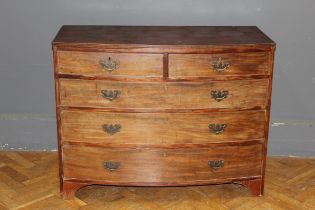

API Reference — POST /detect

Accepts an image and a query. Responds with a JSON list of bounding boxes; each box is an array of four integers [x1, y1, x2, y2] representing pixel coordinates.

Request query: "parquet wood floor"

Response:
[[0, 151, 314, 210]]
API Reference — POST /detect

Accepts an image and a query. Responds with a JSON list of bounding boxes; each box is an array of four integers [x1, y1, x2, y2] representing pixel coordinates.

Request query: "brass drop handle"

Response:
[[212, 57, 230, 72], [101, 90, 121, 101], [102, 124, 121, 135], [208, 160, 224, 170], [99, 57, 119, 72], [208, 124, 227, 135], [211, 90, 229, 102], [104, 162, 120, 171]]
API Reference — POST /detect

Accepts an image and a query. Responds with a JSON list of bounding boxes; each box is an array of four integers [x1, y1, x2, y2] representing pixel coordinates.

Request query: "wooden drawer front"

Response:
[[59, 79, 268, 109], [60, 110, 265, 145], [63, 144, 262, 184], [169, 52, 270, 78], [57, 51, 163, 78]]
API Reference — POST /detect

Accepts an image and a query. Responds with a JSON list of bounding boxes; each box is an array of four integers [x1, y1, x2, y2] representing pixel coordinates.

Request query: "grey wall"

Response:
[[0, 0, 314, 155]]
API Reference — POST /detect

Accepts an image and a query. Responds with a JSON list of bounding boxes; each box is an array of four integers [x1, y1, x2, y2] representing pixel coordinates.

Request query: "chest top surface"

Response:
[[53, 26, 275, 47]]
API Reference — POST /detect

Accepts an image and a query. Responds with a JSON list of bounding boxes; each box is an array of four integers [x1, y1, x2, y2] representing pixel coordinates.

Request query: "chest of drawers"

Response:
[[52, 26, 275, 199]]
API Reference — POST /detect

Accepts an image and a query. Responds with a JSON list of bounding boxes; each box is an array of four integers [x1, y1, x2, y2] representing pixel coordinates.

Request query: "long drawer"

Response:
[[60, 110, 265, 145], [63, 144, 263, 184], [59, 79, 269, 109], [57, 51, 163, 78], [169, 52, 271, 78]]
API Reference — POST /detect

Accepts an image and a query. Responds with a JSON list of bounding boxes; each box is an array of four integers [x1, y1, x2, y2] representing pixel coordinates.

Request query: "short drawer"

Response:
[[59, 79, 269, 109], [60, 110, 265, 145], [169, 52, 271, 78], [62, 144, 263, 184], [57, 51, 163, 78]]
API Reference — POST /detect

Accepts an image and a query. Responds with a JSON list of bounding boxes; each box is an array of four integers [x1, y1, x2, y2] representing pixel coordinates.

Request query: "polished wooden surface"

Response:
[[0, 152, 314, 210], [62, 144, 262, 184], [60, 110, 265, 145], [59, 79, 269, 109], [53, 26, 275, 46], [53, 26, 275, 199], [52, 26, 275, 54], [58, 51, 163, 78], [169, 52, 271, 78]]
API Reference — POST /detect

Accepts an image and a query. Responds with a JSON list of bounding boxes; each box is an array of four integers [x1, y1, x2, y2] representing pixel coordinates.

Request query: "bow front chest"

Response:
[[52, 26, 275, 199]]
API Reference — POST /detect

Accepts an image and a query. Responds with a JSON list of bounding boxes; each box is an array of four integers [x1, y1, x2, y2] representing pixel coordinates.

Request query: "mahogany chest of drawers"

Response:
[[52, 26, 275, 199]]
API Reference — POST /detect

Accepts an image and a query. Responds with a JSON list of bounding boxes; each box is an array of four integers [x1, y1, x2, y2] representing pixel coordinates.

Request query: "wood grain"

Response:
[[241, 178, 263, 196], [58, 51, 163, 78], [62, 144, 263, 184], [59, 79, 269, 110], [169, 52, 271, 78], [58, 72, 270, 81], [53, 26, 275, 47], [261, 46, 276, 196], [54, 44, 275, 54], [53, 47, 64, 194], [52, 26, 276, 199], [60, 110, 265, 145], [52, 26, 275, 53]]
